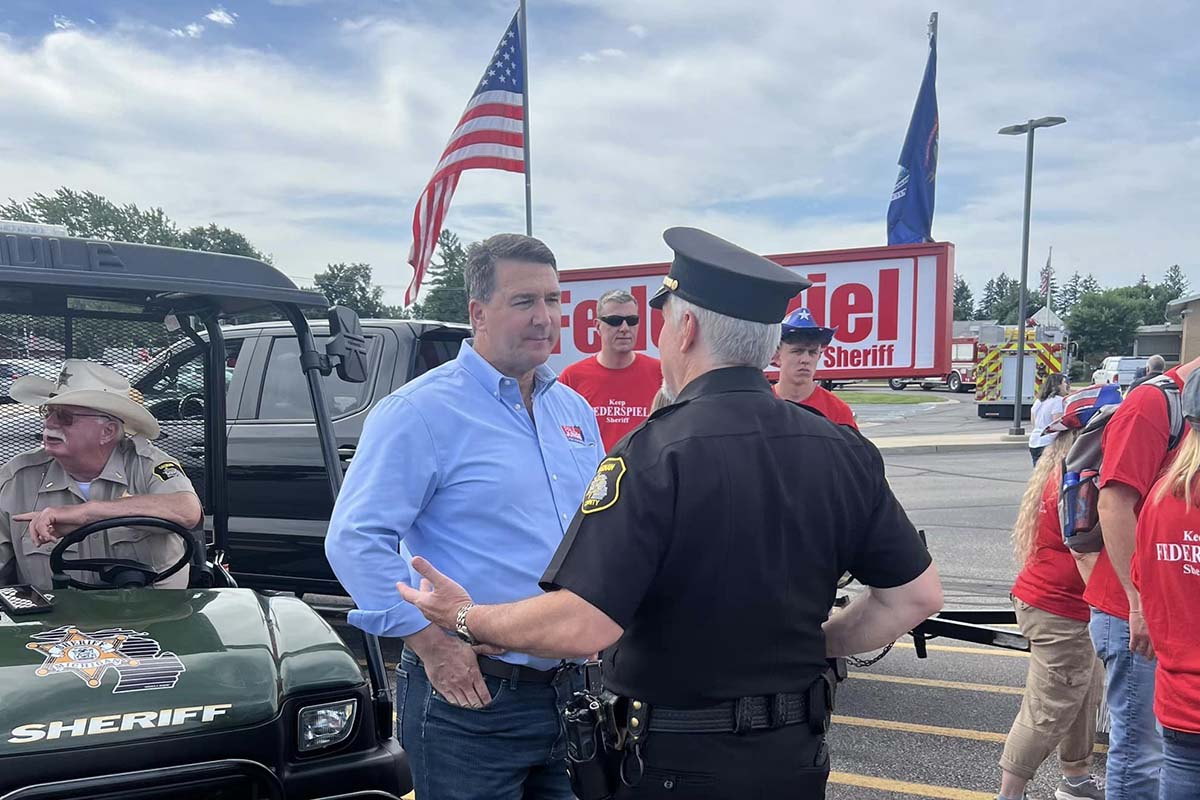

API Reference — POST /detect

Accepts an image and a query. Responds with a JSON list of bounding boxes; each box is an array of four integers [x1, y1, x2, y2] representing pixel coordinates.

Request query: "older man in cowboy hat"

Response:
[[0, 360, 202, 590]]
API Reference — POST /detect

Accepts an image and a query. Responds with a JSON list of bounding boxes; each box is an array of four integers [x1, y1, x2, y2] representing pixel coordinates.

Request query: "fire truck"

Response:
[[886, 336, 981, 393], [974, 326, 1065, 419]]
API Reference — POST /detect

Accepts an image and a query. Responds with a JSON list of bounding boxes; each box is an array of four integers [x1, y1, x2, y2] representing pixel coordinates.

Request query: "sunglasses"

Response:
[[39, 405, 117, 426], [599, 314, 640, 327]]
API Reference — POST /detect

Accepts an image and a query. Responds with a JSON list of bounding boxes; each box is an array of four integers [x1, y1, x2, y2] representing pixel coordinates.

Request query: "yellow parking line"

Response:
[[848, 672, 1025, 695], [834, 715, 1107, 754], [893, 641, 1030, 658], [830, 771, 994, 799]]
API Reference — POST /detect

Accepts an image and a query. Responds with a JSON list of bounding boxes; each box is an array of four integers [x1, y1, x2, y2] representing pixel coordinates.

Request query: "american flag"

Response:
[[405, 11, 526, 305]]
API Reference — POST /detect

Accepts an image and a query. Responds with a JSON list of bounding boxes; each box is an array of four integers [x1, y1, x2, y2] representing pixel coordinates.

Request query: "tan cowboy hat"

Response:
[[10, 359, 160, 439]]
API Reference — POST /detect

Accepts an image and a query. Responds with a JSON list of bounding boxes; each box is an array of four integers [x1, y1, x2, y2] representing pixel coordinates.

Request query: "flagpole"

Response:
[[519, 0, 533, 236]]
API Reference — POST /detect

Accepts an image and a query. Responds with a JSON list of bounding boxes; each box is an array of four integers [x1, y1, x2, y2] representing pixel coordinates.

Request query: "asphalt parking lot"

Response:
[[329, 396, 1084, 799]]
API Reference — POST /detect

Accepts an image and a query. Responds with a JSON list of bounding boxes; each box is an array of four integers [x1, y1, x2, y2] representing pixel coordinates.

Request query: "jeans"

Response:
[[1089, 609, 1162, 799], [1160, 728, 1200, 800], [397, 650, 583, 800]]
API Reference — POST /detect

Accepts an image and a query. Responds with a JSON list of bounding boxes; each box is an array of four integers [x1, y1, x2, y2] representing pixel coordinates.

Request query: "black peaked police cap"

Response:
[[648, 227, 811, 324]]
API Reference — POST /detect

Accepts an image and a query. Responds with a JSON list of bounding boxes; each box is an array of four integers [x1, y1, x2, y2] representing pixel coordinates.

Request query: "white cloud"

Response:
[[578, 52, 598, 63], [598, 48, 625, 58], [205, 7, 238, 27], [169, 23, 206, 39], [52, 15, 74, 30], [627, 24, 648, 38]]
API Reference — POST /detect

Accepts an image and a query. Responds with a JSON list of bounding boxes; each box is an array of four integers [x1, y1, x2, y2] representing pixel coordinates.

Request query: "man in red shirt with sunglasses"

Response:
[[560, 289, 663, 452]]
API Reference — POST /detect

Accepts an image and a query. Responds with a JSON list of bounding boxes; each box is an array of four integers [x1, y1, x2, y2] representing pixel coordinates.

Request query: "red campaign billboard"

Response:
[[549, 242, 955, 380]]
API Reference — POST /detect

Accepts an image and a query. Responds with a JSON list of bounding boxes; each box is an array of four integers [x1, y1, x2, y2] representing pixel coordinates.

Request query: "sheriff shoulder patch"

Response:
[[581, 457, 626, 515], [153, 462, 182, 482]]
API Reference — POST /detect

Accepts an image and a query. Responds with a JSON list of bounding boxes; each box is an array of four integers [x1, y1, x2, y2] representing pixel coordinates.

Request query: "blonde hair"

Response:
[[1154, 427, 1200, 508], [1012, 432, 1076, 566]]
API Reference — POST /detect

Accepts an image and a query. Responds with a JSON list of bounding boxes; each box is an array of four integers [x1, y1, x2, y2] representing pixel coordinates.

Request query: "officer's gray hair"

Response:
[[1148, 354, 1167, 373], [598, 289, 636, 313], [665, 296, 781, 370], [465, 234, 558, 303]]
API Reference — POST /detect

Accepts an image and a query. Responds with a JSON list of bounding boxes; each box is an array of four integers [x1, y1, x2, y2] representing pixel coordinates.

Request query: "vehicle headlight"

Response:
[[297, 699, 357, 753]]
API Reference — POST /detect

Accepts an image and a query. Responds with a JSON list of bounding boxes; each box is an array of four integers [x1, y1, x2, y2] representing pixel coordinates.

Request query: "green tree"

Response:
[[974, 278, 998, 319], [1057, 271, 1082, 316], [0, 187, 266, 259], [953, 275, 974, 320], [1068, 290, 1146, 365], [1160, 263, 1190, 299], [308, 262, 386, 318], [418, 231, 470, 324], [1079, 274, 1102, 296]]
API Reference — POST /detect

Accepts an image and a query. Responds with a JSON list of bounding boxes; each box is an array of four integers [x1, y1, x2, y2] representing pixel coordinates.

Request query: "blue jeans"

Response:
[[1089, 609, 1162, 799], [397, 650, 582, 800], [1160, 728, 1200, 800]]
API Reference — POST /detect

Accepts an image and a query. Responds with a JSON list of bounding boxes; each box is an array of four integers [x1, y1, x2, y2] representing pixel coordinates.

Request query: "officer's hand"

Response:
[[405, 626, 494, 709], [13, 506, 84, 546], [397, 556, 474, 632], [1128, 608, 1155, 661]]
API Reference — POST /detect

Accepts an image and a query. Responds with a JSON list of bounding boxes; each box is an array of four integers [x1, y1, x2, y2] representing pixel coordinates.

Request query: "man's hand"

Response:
[[397, 556, 474, 632], [1128, 608, 1155, 661], [13, 506, 85, 546], [404, 625, 495, 709]]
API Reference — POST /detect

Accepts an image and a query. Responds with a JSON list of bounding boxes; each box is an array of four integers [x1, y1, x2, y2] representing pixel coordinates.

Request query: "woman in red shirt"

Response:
[[998, 387, 1112, 800], [1132, 370, 1200, 800]]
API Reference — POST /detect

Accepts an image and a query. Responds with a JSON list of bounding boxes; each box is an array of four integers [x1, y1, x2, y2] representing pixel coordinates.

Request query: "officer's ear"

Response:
[[677, 309, 700, 354]]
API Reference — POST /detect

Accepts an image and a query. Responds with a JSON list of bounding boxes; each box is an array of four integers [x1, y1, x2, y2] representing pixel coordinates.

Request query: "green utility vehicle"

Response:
[[0, 232, 409, 799]]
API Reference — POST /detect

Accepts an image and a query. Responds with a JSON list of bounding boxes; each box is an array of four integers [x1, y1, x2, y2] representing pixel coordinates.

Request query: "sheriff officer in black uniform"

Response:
[[400, 227, 944, 799]]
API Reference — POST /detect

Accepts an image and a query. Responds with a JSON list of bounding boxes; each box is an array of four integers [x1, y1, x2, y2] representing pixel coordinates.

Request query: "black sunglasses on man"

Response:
[[598, 314, 640, 328]]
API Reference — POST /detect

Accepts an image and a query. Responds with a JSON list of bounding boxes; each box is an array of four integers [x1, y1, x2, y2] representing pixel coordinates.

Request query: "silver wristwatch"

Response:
[[454, 603, 477, 646]]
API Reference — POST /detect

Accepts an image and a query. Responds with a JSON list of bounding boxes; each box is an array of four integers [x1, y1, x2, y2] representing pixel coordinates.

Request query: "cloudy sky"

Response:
[[1, 1, 1197, 304]]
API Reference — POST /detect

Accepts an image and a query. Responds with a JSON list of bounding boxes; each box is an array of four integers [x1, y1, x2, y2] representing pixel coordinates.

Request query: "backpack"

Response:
[[1059, 374, 1185, 553]]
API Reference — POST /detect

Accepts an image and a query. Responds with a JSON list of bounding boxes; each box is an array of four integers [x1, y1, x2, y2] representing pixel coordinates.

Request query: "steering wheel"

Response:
[[49, 516, 196, 590], [178, 392, 204, 420]]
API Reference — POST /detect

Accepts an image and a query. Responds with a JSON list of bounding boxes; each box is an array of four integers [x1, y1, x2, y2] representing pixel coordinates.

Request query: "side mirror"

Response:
[[325, 306, 368, 384]]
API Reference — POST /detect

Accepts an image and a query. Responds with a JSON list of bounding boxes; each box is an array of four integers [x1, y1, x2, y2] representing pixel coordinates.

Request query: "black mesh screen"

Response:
[[0, 312, 213, 505]]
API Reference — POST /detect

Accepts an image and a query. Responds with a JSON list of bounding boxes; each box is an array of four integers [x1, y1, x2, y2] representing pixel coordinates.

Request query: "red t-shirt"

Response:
[[1086, 368, 1187, 620], [797, 385, 858, 430], [1012, 473, 1090, 622], [1131, 478, 1200, 733], [559, 353, 662, 452]]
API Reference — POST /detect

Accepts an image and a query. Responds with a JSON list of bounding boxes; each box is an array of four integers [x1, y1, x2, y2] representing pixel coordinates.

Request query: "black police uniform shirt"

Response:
[[540, 366, 931, 708]]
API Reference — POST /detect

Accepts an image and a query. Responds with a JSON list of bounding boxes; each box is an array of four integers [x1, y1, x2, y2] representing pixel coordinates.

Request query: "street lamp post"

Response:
[[998, 115, 1066, 435]]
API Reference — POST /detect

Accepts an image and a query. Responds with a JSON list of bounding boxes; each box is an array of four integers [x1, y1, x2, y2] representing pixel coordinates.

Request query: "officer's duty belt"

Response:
[[647, 693, 808, 734]]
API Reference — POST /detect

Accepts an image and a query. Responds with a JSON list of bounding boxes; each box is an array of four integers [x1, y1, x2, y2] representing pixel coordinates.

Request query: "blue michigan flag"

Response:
[[887, 13, 939, 245]]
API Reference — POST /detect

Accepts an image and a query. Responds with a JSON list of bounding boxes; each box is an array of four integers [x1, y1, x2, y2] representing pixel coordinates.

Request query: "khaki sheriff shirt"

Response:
[[0, 435, 198, 590]]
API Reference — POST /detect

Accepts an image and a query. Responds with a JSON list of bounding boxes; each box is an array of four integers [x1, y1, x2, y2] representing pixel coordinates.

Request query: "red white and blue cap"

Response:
[[780, 307, 837, 345], [1044, 383, 1123, 433]]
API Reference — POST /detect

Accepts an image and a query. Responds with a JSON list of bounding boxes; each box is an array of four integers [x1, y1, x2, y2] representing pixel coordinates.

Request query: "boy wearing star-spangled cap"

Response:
[[774, 307, 857, 429]]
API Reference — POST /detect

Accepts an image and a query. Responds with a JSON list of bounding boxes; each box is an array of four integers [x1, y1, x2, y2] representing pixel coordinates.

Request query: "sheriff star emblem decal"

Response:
[[581, 457, 626, 515], [26, 626, 185, 693]]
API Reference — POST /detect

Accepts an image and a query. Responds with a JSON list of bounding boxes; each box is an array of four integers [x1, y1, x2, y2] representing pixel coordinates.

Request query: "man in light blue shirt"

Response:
[[325, 233, 601, 800]]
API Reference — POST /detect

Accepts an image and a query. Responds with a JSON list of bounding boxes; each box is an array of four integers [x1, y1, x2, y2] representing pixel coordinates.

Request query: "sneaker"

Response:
[[1055, 775, 1104, 800]]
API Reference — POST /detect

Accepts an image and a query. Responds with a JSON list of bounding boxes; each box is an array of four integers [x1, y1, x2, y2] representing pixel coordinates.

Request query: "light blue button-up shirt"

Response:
[[325, 339, 602, 670]]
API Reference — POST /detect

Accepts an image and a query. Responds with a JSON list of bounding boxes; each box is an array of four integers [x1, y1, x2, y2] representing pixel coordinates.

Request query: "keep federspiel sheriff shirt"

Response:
[[559, 353, 663, 452], [541, 366, 931, 707]]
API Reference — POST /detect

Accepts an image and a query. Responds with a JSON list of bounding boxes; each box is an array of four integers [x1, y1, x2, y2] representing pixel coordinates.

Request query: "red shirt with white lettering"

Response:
[[777, 385, 858, 430], [1131, 476, 1200, 733], [559, 353, 662, 452], [1012, 473, 1090, 622], [1086, 368, 1187, 620]]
